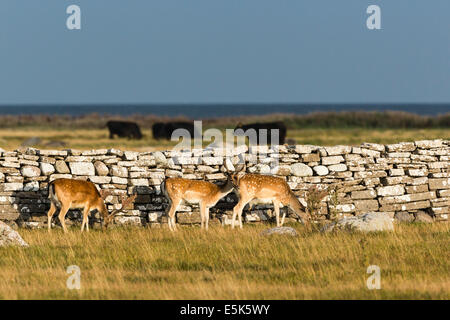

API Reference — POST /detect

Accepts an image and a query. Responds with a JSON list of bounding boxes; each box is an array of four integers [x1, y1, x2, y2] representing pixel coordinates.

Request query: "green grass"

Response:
[[0, 223, 448, 299]]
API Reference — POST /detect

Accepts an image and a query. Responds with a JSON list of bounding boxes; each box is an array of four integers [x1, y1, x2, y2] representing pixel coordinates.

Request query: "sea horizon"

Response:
[[0, 103, 448, 118]]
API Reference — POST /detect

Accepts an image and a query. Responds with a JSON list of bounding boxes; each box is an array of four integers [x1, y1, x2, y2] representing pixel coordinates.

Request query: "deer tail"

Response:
[[160, 180, 166, 197], [48, 181, 55, 199]]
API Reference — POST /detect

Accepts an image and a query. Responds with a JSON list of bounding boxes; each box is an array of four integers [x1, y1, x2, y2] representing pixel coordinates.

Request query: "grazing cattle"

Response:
[[234, 121, 287, 145], [107, 121, 143, 140], [152, 122, 196, 140]]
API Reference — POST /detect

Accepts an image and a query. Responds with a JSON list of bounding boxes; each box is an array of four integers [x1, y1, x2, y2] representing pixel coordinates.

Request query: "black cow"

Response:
[[234, 121, 287, 145], [152, 122, 196, 140], [151, 122, 166, 140], [107, 121, 143, 140]]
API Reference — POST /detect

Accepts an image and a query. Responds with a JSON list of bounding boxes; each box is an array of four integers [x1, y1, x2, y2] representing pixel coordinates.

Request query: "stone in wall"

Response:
[[69, 162, 95, 176]]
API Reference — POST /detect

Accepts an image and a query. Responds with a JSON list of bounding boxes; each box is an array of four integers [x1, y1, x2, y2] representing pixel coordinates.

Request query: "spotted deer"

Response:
[[225, 158, 310, 228], [161, 176, 234, 231], [47, 178, 137, 232]]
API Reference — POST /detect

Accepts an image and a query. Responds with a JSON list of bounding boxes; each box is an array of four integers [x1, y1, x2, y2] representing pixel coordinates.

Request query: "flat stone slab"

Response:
[[260, 226, 298, 237], [321, 212, 394, 233], [414, 211, 434, 223], [394, 211, 414, 223], [0, 221, 29, 247]]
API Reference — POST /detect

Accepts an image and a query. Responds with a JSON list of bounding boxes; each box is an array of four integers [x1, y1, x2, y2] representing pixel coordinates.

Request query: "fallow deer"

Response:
[[47, 178, 137, 233], [161, 176, 234, 231], [225, 158, 310, 228]]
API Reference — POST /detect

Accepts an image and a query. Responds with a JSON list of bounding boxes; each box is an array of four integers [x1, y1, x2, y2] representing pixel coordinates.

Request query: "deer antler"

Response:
[[107, 193, 137, 218], [120, 194, 137, 210], [99, 189, 114, 201]]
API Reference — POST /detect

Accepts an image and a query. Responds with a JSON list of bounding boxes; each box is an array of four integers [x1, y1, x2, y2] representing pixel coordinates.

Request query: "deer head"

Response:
[[224, 155, 247, 188], [99, 190, 137, 228]]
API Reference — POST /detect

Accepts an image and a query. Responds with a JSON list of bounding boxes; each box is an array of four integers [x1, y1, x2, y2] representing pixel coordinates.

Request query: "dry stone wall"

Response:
[[0, 140, 449, 229]]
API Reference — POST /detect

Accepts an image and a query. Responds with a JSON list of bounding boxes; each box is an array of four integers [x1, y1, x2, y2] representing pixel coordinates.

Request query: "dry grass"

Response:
[[289, 128, 450, 146], [0, 127, 448, 151], [0, 223, 448, 300]]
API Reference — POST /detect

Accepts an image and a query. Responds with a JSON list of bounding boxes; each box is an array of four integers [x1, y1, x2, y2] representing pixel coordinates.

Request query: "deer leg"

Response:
[[238, 208, 244, 229], [47, 202, 57, 232], [199, 203, 205, 229], [164, 198, 172, 230], [81, 207, 90, 232], [205, 207, 210, 231], [273, 200, 281, 227], [280, 209, 286, 227], [231, 203, 239, 229], [231, 200, 240, 228], [167, 198, 181, 231], [239, 198, 252, 229], [232, 198, 250, 229], [58, 203, 70, 233], [80, 209, 85, 232]]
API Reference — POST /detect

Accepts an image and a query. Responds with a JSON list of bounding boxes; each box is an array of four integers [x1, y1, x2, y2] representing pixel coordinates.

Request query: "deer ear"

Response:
[[99, 189, 113, 201]]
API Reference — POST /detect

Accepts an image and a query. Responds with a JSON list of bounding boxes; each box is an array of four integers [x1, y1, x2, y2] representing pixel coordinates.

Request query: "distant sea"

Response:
[[0, 104, 448, 118]]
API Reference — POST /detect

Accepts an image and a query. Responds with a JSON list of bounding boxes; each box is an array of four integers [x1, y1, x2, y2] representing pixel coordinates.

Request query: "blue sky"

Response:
[[0, 0, 449, 104]]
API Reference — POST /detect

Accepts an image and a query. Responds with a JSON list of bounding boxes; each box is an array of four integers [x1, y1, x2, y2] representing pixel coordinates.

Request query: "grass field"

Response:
[[0, 118, 449, 300], [0, 223, 448, 299], [0, 127, 449, 151]]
